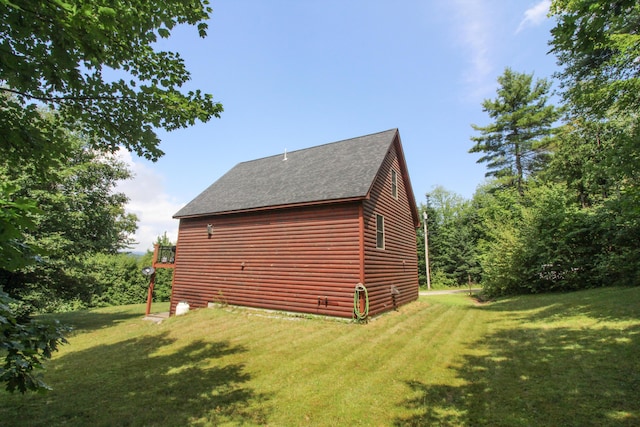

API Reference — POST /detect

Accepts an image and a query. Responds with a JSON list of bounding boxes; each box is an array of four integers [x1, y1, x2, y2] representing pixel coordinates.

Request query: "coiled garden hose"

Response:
[[353, 283, 369, 321]]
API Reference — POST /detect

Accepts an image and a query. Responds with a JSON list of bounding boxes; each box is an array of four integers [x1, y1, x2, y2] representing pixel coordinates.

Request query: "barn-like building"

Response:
[[170, 129, 419, 318]]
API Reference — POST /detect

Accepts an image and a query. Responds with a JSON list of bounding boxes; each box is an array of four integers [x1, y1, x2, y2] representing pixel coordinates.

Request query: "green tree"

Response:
[[0, 103, 69, 272], [472, 183, 531, 296], [417, 187, 480, 288], [464, 1, 640, 296], [0, 183, 39, 272], [550, 0, 640, 287], [0, 136, 138, 311], [0, 0, 222, 393], [0, 0, 222, 162], [84, 253, 148, 306], [472, 179, 627, 296], [0, 290, 69, 393], [545, 120, 617, 208], [470, 68, 560, 195], [550, 0, 640, 195], [550, 0, 640, 117]]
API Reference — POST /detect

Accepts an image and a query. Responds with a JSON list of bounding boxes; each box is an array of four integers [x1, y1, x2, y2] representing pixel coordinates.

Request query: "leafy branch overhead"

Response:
[[0, 0, 223, 161]]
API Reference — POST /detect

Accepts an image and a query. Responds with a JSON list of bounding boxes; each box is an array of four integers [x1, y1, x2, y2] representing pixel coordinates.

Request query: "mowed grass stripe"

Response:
[[222, 302, 444, 422], [247, 300, 478, 425], [316, 300, 485, 424], [257, 301, 444, 379]]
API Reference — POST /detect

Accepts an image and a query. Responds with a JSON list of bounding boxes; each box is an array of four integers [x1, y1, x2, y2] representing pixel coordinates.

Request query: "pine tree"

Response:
[[470, 68, 560, 195]]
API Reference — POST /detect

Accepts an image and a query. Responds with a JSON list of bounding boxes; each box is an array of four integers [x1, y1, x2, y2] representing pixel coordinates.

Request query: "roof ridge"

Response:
[[236, 128, 398, 165]]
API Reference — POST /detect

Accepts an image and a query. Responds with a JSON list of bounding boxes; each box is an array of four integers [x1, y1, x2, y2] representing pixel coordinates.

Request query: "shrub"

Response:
[[0, 290, 68, 393]]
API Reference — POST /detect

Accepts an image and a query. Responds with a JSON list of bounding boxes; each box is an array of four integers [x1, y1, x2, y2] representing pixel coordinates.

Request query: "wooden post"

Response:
[[145, 272, 156, 316], [423, 210, 431, 291], [145, 244, 160, 316]]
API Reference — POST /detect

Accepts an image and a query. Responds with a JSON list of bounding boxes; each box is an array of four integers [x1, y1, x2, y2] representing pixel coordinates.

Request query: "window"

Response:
[[376, 214, 385, 249], [391, 169, 398, 199]]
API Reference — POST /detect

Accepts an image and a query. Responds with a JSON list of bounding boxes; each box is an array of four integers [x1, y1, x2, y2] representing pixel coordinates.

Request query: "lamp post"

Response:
[[423, 199, 431, 291]]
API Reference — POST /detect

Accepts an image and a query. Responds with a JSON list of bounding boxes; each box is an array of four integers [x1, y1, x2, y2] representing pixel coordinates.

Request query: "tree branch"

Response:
[[0, 87, 123, 103]]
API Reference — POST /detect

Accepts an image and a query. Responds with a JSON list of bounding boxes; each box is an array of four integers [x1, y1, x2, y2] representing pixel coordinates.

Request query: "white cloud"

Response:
[[448, 0, 495, 98], [115, 150, 183, 253], [516, 0, 551, 33]]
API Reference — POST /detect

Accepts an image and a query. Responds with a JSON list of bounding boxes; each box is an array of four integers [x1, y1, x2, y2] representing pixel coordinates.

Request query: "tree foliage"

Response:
[[550, 0, 640, 117], [0, 0, 223, 162], [0, 134, 138, 312], [83, 253, 148, 307], [474, 179, 640, 297], [0, 290, 69, 393], [545, 118, 626, 208], [470, 68, 560, 195], [0, 182, 39, 272], [549, 0, 640, 290], [417, 187, 480, 288], [550, 0, 640, 216], [0, 0, 221, 393], [462, 0, 640, 296], [476, 184, 577, 295], [417, 2, 640, 297]]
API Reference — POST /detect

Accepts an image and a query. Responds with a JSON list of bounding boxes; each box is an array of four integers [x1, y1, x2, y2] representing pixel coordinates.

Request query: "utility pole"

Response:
[[423, 196, 431, 290]]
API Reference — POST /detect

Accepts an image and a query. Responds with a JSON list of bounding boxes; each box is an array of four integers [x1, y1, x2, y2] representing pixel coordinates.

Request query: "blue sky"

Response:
[[116, 0, 558, 252]]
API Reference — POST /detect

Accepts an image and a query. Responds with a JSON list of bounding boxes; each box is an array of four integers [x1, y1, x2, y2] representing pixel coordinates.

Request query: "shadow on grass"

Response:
[[2, 332, 269, 426], [395, 291, 640, 426], [486, 286, 640, 323], [39, 308, 149, 335]]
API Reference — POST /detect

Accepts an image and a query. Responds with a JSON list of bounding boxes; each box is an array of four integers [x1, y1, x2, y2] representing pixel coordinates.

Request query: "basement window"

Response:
[[391, 169, 398, 199], [376, 214, 385, 249]]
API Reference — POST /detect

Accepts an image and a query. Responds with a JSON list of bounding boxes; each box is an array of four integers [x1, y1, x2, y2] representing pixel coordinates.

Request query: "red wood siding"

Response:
[[363, 140, 419, 316], [171, 203, 362, 317]]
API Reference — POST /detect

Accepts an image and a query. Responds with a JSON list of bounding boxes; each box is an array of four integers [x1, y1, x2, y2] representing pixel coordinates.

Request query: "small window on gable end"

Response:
[[376, 214, 385, 249], [391, 169, 398, 199]]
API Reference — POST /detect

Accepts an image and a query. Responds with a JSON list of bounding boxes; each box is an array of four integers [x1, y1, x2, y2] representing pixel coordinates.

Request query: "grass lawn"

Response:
[[1, 287, 639, 426]]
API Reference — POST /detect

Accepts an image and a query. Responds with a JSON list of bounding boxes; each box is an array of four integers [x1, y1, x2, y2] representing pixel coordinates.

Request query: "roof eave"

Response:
[[173, 196, 368, 220], [393, 132, 420, 228]]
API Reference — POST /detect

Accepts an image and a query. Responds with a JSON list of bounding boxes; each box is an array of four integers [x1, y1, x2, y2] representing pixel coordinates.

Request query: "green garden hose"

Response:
[[353, 283, 369, 321]]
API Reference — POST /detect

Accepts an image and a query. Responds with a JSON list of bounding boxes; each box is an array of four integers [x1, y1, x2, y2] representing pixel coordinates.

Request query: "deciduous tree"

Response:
[[0, 1, 222, 392], [550, 0, 640, 117], [0, 0, 223, 162], [0, 290, 69, 393], [0, 135, 138, 311], [550, 0, 640, 287], [418, 187, 480, 287]]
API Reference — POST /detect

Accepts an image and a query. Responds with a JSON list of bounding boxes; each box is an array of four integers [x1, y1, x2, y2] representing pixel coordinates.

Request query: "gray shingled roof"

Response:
[[173, 129, 399, 218]]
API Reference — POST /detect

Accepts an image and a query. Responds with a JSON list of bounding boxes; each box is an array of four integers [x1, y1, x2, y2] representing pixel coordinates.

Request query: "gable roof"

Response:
[[174, 129, 413, 219]]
